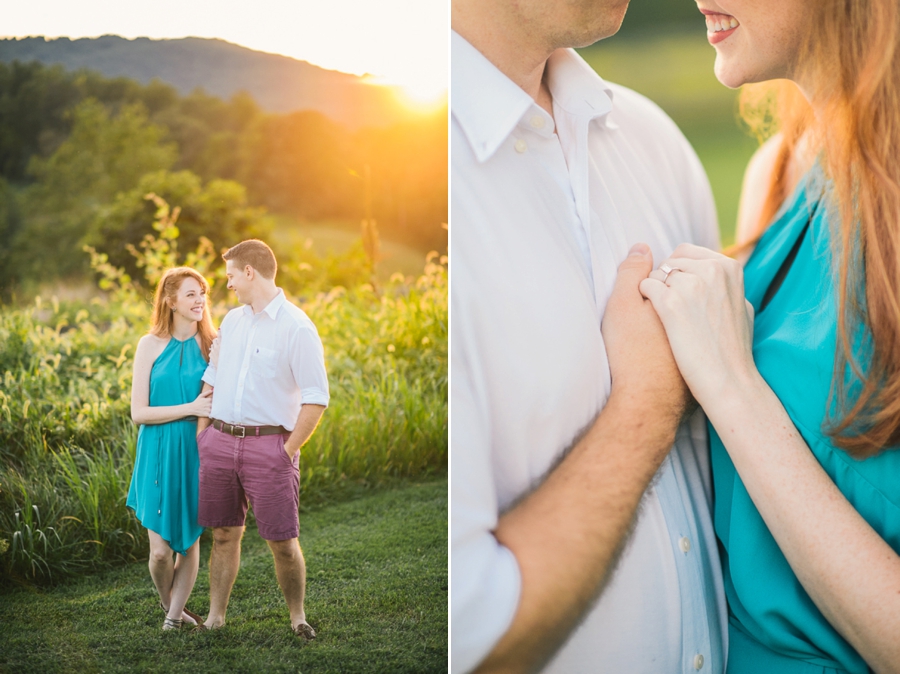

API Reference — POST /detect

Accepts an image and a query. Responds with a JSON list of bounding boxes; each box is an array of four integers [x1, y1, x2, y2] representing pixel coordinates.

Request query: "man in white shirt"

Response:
[[196, 239, 329, 639], [451, 1, 727, 672]]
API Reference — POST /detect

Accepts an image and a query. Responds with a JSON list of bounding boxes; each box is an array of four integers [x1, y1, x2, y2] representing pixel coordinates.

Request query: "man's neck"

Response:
[[453, 6, 554, 113], [249, 284, 280, 314]]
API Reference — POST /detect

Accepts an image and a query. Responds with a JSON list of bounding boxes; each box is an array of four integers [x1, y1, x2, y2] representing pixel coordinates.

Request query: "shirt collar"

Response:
[[545, 48, 614, 121], [242, 288, 286, 319], [452, 30, 533, 163], [451, 30, 615, 163]]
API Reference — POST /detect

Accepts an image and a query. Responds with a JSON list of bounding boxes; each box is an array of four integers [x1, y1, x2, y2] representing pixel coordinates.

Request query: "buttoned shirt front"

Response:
[[451, 31, 727, 674], [202, 289, 329, 430]]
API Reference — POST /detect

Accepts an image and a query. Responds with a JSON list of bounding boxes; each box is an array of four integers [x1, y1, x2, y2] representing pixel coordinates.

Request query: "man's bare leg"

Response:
[[205, 525, 245, 628], [267, 537, 313, 635]]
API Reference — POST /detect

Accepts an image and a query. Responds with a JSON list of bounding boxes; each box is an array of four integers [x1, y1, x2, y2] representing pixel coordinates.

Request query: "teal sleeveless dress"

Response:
[[126, 335, 206, 556], [712, 169, 900, 673]]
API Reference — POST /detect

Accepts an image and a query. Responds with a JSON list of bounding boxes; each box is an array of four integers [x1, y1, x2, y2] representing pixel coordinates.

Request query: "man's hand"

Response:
[[196, 383, 214, 435], [477, 246, 697, 674], [640, 244, 755, 409], [602, 243, 694, 431], [284, 404, 326, 458]]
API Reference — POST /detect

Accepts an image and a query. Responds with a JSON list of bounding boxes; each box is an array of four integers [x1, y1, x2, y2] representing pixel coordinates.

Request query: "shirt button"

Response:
[[514, 139, 527, 153], [693, 653, 704, 670], [530, 115, 545, 129], [679, 536, 691, 553]]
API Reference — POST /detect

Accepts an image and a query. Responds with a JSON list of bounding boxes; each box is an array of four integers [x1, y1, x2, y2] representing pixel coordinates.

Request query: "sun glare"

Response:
[[365, 76, 447, 114]]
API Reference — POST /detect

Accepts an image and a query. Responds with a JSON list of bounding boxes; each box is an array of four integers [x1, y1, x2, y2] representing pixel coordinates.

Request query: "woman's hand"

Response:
[[132, 336, 216, 425], [209, 331, 220, 367], [639, 243, 757, 407], [188, 388, 213, 418], [602, 244, 693, 425], [641, 245, 900, 672]]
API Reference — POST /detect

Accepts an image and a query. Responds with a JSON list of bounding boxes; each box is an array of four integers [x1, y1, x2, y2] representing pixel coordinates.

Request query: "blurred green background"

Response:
[[578, 8, 759, 246]]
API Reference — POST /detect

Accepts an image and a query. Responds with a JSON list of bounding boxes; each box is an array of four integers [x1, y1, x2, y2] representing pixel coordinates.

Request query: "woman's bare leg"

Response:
[[148, 530, 198, 624], [169, 540, 200, 623]]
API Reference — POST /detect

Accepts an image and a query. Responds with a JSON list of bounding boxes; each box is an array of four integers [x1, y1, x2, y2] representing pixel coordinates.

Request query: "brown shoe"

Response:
[[292, 622, 316, 641], [191, 620, 224, 632], [183, 607, 204, 625]]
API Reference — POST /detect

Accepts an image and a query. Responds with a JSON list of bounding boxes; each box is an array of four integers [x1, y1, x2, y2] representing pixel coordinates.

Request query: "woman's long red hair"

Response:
[[149, 267, 215, 361], [739, 0, 900, 457]]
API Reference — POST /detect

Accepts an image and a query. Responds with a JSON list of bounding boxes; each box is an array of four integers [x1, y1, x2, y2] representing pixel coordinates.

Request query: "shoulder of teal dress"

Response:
[[743, 164, 829, 312]]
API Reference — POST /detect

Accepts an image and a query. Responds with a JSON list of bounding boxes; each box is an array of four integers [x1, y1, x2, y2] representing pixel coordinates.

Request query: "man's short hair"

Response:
[[223, 239, 277, 280]]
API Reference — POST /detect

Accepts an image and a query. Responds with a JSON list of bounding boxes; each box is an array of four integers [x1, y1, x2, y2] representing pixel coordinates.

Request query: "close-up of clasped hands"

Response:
[[450, 0, 900, 672]]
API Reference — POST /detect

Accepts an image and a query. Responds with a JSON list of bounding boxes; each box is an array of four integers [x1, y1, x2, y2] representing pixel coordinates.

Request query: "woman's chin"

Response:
[[713, 61, 748, 90]]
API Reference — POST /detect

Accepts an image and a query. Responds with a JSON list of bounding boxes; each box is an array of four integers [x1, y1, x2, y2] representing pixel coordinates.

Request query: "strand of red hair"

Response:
[[737, 0, 900, 457]]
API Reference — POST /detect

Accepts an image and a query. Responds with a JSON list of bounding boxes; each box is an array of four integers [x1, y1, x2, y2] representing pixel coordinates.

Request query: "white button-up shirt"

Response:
[[451, 31, 727, 674], [202, 289, 329, 430]]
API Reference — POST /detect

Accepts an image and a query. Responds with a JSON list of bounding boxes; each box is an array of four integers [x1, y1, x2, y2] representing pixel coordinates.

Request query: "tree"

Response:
[[238, 110, 356, 218], [0, 61, 82, 182], [84, 169, 271, 283], [11, 98, 176, 281], [0, 177, 21, 293]]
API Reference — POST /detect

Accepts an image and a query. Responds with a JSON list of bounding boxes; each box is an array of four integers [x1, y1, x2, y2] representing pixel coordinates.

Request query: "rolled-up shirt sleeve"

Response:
[[289, 324, 330, 407], [451, 314, 521, 674], [201, 363, 217, 387], [203, 310, 237, 388]]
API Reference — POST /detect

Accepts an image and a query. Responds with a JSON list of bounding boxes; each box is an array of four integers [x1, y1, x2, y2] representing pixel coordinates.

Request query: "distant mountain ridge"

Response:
[[0, 35, 400, 128]]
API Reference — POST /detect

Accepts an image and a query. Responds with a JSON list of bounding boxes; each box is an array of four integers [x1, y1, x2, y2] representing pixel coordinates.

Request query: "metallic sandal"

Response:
[[159, 600, 201, 626], [162, 616, 183, 631]]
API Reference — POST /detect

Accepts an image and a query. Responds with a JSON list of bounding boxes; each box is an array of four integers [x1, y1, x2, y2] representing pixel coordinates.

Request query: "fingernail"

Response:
[[628, 243, 649, 257]]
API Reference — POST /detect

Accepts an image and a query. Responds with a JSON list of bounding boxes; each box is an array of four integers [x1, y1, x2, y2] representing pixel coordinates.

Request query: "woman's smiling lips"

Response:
[[700, 8, 740, 45]]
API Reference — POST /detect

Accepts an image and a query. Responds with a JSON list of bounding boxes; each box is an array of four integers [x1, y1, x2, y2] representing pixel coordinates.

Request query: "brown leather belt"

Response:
[[211, 418, 289, 438]]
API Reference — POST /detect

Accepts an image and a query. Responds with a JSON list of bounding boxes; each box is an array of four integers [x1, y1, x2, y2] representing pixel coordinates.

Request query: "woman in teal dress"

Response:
[[630, 0, 900, 671], [128, 267, 215, 630]]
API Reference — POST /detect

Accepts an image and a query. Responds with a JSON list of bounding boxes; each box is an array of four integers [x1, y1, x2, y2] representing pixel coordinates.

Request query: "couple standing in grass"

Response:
[[126, 239, 328, 637]]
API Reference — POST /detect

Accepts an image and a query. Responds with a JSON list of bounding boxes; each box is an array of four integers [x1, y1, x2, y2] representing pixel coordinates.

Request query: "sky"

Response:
[[1, 0, 449, 103]]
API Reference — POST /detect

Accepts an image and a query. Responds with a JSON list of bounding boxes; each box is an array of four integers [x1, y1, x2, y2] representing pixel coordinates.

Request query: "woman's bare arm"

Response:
[[710, 375, 900, 673], [641, 246, 900, 674], [734, 133, 783, 250], [130, 335, 212, 425]]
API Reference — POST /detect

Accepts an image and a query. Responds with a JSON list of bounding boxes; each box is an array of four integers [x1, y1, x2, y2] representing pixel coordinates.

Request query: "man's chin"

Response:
[[572, 3, 629, 48]]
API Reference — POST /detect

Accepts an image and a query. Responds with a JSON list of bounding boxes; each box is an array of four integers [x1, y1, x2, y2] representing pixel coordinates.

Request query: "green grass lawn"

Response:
[[0, 479, 448, 674]]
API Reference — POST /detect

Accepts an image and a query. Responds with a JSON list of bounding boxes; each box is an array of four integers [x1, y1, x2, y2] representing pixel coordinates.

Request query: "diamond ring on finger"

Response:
[[659, 263, 682, 285]]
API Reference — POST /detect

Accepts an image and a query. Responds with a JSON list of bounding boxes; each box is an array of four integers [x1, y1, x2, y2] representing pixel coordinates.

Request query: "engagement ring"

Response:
[[659, 263, 681, 284]]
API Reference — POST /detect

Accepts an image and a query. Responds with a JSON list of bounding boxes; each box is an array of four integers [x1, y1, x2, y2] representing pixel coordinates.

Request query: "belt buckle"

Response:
[[233, 424, 246, 439]]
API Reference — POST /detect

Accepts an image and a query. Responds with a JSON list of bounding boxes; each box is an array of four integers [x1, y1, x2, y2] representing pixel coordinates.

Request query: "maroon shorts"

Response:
[[197, 425, 300, 540]]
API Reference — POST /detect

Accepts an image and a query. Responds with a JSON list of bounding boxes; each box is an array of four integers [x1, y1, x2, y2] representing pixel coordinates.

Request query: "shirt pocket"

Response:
[[251, 346, 280, 378]]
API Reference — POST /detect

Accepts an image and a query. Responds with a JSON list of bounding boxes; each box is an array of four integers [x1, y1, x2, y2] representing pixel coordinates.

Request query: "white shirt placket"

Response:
[[232, 318, 260, 422], [522, 108, 595, 290]]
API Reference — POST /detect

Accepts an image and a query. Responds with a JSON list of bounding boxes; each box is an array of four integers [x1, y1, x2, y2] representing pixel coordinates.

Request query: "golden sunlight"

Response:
[[365, 76, 448, 114]]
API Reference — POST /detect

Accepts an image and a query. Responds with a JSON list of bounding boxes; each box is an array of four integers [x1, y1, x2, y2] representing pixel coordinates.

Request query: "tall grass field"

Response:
[[0, 203, 447, 586]]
